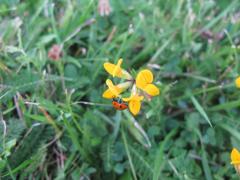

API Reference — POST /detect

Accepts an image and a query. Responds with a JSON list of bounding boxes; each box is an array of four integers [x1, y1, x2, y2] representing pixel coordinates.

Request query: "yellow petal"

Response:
[[136, 69, 153, 89], [103, 81, 131, 99], [106, 79, 121, 96], [231, 148, 240, 165], [143, 84, 160, 96], [122, 93, 144, 102], [122, 93, 143, 115], [103, 59, 133, 79], [103, 59, 123, 78], [129, 99, 141, 115], [136, 95, 144, 101], [104, 62, 122, 78], [102, 89, 115, 99], [113, 59, 123, 77], [122, 93, 133, 102], [235, 76, 240, 88]]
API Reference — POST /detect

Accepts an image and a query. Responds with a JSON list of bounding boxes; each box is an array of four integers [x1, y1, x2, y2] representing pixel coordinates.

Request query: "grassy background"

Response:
[[0, 0, 240, 179]]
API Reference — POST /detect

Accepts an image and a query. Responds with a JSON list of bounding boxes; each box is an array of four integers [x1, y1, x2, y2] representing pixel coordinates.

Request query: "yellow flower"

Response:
[[231, 148, 240, 165], [104, 59, 132, 79], [235, 76, 240, 88], [102, 79, 131, 99], [123, 93, 144, 115], [231, 148, 240, 174], [136, 69, 160, 96]]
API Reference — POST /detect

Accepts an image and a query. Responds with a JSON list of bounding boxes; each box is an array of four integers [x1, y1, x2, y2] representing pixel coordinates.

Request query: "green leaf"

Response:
[[114, 163, 124, 174]]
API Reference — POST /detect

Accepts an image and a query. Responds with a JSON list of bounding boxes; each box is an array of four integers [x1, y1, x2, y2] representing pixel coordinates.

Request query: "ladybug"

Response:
[[112, 98, 128, 110]]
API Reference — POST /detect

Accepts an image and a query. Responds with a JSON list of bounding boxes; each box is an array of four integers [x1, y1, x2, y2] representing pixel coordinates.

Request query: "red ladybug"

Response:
[[112, 98, 128, 110]]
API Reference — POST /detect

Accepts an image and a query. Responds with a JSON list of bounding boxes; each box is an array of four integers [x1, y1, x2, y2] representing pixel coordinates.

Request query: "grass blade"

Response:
[[190, 95, 212, 127], [196, 130, 213, 180], [122, 130, 137, 180], [220, 123, 240, 141], [209, 100, 240, 111]]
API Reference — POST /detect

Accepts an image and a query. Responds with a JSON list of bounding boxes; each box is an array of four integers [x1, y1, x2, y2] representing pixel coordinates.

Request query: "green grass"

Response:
[[0, 0, 240, 179]]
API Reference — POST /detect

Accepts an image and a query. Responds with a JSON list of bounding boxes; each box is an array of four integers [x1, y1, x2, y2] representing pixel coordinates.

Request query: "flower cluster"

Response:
[[102, 59, 160, 115], [231, 148, 240, 174]]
